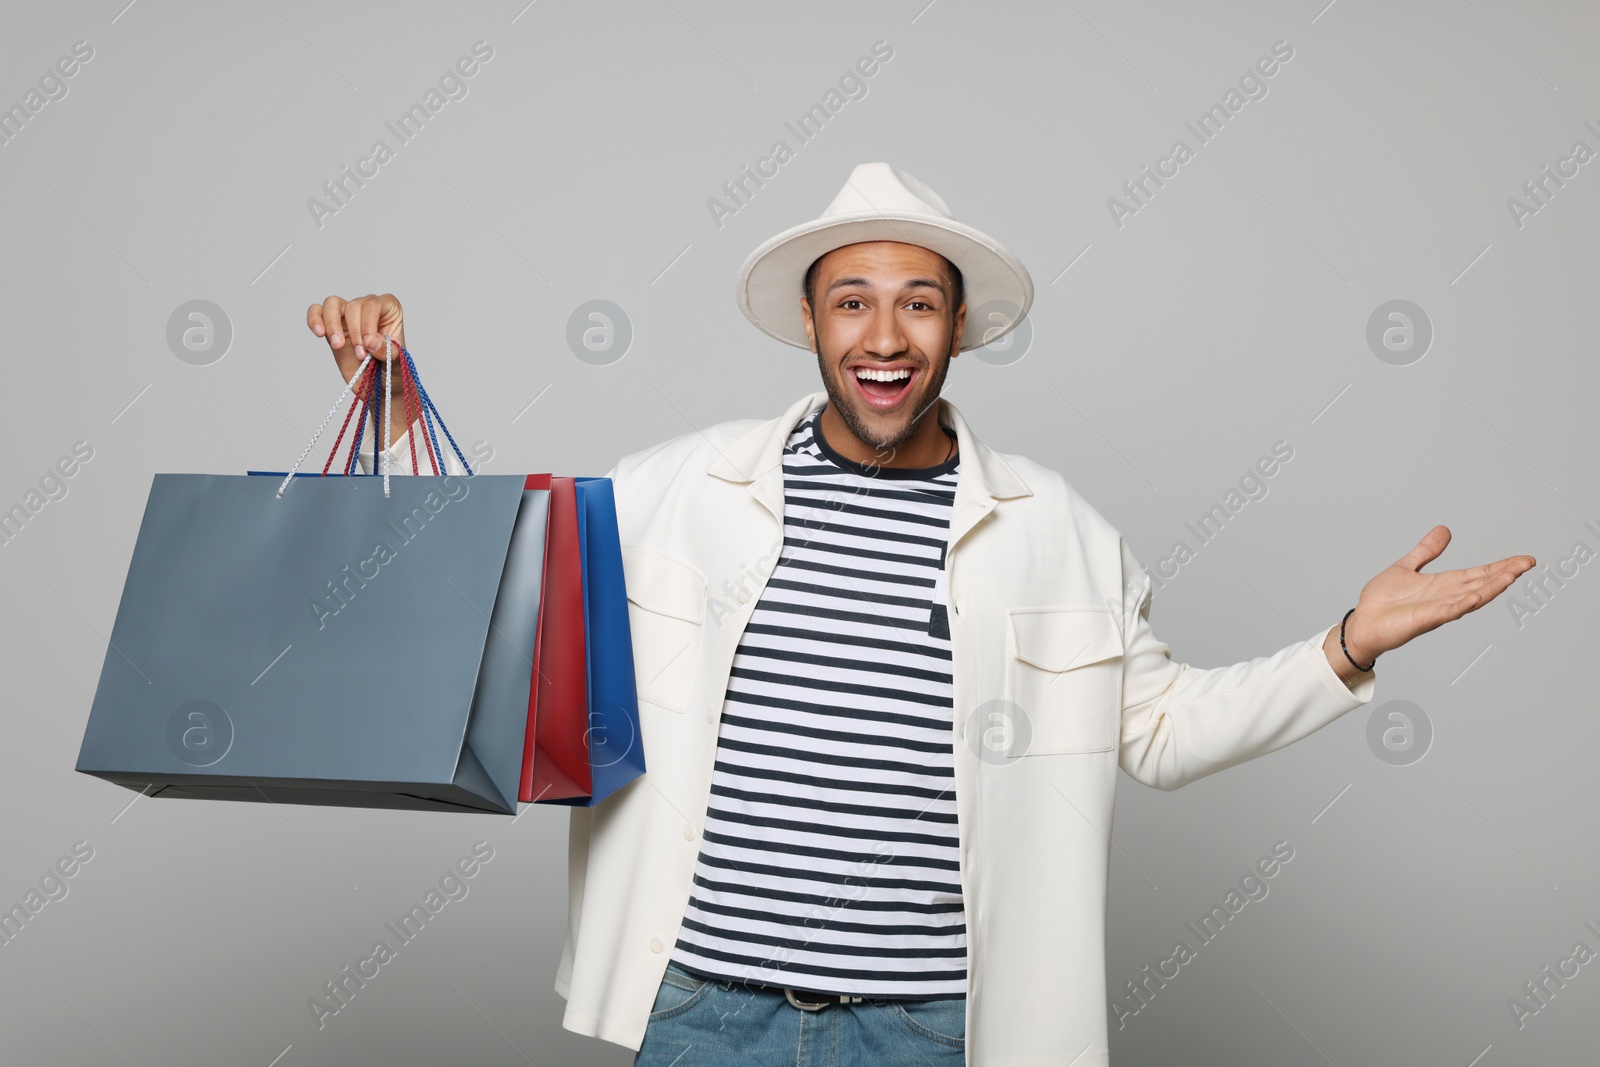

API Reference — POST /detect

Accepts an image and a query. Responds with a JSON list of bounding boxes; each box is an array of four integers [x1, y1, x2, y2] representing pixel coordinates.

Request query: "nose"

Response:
[[862, 301, 909, 360]]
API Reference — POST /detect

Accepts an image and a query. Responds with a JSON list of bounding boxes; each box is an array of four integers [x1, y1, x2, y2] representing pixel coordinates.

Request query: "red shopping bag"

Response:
[[519, 475, 594, 804]]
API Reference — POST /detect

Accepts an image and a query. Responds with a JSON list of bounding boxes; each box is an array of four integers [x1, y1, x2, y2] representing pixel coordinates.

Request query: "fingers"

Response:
[[348, 295, 373, 359], [342, 299, 368, 361], [318, 295, 345, 349], [1449, 556, 1534, 617], [1467, 555, 1535, 585], [309, 294, 405, 384], [322, 296, 361, 387], [360, 296, 383, 358], [312, 294, 340, 348], [378, 293, 404, 351], [1449, 562, 1508, 596], [312, 295, 365, 385]]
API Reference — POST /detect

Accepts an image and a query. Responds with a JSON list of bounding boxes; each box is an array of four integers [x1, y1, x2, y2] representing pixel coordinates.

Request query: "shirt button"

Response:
[[683, 824, 696, 841], [705, 710, 716, 724], [649, 937, 664, 953]]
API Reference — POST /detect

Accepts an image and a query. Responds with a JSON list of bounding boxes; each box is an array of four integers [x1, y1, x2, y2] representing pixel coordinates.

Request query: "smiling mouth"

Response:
[[849, 364, 918, 410]]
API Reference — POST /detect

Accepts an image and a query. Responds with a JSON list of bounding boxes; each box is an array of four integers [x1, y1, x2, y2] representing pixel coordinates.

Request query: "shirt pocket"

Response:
[[1006, 606, 1124, 755], [623, 545, 707, 715]]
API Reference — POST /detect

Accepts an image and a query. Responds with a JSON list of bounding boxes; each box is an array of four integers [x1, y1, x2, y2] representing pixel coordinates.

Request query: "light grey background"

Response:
[[2, 1, 1595, 1064]]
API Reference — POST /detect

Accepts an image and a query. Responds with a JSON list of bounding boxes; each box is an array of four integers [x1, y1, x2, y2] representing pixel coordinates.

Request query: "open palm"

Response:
[[1349, 525, 1535, 662]]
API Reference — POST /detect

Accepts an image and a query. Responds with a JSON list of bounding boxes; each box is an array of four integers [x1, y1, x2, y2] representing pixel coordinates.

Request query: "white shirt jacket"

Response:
[[372, 389, 1376, 1066]]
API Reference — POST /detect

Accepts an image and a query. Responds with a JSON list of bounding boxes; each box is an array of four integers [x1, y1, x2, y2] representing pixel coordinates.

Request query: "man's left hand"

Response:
[[1327, 525, 1535, 682]]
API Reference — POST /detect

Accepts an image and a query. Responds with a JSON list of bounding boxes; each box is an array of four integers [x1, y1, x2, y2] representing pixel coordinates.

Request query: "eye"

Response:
[[907, 299, 935, 311], [840, 298, 865, 310]]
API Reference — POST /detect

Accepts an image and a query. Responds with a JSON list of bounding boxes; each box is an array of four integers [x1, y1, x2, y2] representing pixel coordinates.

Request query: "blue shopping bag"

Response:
[[554, 476, 646, 807]]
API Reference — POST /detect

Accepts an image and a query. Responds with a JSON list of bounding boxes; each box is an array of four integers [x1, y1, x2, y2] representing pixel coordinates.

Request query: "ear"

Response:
[[800, 296, 818, 352], [950, 301, 967, 360]]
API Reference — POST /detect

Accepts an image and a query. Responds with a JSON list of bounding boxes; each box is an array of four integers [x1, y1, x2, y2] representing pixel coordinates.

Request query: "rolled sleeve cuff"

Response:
[[1309, 622, 1377, 706]]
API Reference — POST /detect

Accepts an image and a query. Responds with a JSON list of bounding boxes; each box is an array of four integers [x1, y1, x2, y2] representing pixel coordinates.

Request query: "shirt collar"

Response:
[[708, 389, 1033, 503]]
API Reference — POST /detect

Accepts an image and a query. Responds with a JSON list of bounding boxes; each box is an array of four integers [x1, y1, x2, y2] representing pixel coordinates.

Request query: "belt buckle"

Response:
[[784, 987, 831, 1011], [783, 987, 864, 1011]]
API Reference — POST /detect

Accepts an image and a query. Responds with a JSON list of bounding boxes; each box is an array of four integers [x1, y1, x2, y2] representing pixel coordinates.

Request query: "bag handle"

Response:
[[276, 353, 373, 499], [396, 340, 474, 476], [402, 349, 441, 475], [321, 358, 378, 478], [344, 358, 376, 476], [275, 337, 472, 499], [396, 342, 423, 476]]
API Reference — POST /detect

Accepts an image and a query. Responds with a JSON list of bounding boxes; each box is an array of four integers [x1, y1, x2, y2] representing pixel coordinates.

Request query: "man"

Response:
[[307, 162, 1533, 1066]]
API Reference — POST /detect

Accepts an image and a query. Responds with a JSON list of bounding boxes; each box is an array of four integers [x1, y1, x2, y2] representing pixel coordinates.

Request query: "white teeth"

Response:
[[854, 367, 911, 382]]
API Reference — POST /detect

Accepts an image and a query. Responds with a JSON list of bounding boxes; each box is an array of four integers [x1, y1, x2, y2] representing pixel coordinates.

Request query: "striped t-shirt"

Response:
[[668, 405, 966, 999]]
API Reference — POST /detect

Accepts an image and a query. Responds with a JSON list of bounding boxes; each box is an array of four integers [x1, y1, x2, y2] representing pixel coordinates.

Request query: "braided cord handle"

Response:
[[381, 336, 393, 497], [404, 347, 446, 475], [276, 353, 373, 498], [321, 358, 377, 476], [398, 347, 421, 475], [403, 353, 441, 475], [394, 340, 473, 475], [274, 339, 469, 498], [346, 359, 376, 476]]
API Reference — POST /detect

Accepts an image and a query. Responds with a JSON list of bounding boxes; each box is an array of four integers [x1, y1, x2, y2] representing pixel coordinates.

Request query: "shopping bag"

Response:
[[76, 342, 548, 814], [519, 475, 647, 807], [75, 473, 548, 813], [568, 476, 646, 806], [519, 475, 592, 804]]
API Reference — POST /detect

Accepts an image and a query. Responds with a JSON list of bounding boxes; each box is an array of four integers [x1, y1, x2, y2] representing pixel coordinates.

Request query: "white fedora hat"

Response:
[[736, 162, 1034, 352]]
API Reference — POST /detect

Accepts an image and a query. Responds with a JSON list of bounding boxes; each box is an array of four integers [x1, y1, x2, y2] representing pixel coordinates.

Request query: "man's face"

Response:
[[800, 241, 966, 454]]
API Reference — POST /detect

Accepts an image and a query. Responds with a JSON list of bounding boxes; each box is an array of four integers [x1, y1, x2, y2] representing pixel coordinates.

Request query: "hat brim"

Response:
[[736, 212, 1034, 352]]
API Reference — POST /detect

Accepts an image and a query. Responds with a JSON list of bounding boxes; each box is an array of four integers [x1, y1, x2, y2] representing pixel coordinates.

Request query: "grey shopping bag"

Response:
[[75, 473, 548, 815]]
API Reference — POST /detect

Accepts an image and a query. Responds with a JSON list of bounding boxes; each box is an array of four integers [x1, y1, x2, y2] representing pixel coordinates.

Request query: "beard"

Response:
[[814, 341, 953, 456]]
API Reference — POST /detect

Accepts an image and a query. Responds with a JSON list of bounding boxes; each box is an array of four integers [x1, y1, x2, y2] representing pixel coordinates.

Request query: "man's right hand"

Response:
[[307, 293, 406, 383], [308, 294, 412, 446]]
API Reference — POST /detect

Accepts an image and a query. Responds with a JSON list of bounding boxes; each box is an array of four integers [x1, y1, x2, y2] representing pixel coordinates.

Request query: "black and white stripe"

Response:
[[669, 407, 966, 999]]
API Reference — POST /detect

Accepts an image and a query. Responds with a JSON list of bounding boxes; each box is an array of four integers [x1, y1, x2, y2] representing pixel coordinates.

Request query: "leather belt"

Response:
[[686, 968, 869, 1011]]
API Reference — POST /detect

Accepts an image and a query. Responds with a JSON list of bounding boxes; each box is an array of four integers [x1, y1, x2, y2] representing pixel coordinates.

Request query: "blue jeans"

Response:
[[633, 961, 966, 1066]]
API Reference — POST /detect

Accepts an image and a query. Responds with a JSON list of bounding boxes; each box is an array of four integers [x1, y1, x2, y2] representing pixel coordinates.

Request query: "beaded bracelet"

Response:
[[1340, 607, 1376, 673]]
